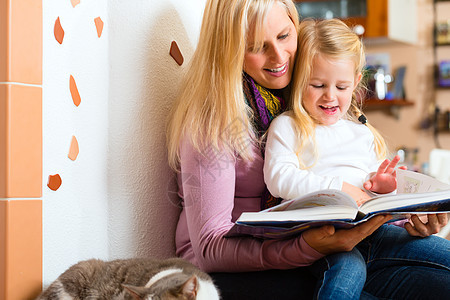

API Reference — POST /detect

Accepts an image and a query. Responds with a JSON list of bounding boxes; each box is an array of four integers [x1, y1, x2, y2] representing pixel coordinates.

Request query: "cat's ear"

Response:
[[181, 275, 198, 300], [122, 284, 150, 300]]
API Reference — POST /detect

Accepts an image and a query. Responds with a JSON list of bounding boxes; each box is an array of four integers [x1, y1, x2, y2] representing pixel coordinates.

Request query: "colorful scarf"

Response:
[[243, 73, 286, 210]]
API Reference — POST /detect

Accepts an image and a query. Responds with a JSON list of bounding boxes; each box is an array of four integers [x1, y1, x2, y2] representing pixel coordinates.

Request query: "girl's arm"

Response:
[[264, 115, 343, 200], [178, 136, 324, 272]]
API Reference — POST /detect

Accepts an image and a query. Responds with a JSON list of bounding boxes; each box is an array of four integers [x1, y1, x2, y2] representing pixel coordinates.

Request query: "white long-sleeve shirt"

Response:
[[264, 112, 380, 201]]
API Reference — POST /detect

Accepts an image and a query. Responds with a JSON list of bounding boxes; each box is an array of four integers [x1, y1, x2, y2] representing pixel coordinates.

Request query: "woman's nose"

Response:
[[269, 44, 284, 63]]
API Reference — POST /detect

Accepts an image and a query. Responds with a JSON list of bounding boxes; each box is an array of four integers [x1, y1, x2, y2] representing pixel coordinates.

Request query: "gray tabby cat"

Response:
[[36, 257, 220, 300]]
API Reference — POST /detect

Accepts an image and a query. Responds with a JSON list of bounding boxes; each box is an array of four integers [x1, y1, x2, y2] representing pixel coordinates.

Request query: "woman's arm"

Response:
[[178, 136, 324, 272]]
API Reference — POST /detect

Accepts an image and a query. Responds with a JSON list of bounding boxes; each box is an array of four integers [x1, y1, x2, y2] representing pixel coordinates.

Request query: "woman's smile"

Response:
[[264, 62, 289, 77]]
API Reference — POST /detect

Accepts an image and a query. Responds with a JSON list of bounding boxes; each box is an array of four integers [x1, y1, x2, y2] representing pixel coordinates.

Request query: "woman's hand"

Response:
[[404, 213, 448, 237], [363, 155, 406, 194], [302, 215, 391, 255]]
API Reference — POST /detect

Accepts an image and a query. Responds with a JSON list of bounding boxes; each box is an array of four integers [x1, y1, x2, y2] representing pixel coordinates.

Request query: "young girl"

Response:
[[264, 18, 450, 299]]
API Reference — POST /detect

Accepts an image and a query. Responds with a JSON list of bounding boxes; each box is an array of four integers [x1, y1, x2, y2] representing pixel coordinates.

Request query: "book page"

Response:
[[237, 205, 358, 224], [396, 169, 450, 194], [266, 189, 357, 212]]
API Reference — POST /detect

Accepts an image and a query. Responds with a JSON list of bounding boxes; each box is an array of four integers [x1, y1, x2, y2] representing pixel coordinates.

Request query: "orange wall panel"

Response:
[[0, 85, 7, 197], [0, 200, 42, 300], [0, 201, 6, 300], [0, 84, 42, 198], [0, 0, 42, 84], [0, 0, 8, 82]]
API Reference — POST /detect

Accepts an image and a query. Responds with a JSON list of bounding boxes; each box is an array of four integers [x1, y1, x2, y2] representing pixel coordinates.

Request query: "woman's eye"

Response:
[[279, 33, 289, 40]]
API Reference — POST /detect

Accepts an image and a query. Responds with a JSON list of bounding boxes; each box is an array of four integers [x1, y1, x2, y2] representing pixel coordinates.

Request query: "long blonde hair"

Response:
[[290, 18, 387, 168], [166, 0, 299, 170]]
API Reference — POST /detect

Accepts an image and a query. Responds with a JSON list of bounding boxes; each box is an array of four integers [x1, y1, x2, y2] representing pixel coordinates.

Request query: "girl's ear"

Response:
[[354, 72, 363, 89]]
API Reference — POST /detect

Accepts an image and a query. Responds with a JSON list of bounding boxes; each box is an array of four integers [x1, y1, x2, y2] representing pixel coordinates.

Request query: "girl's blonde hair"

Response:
[[166, 0, 299, 170], [290, 18, 387, 168]]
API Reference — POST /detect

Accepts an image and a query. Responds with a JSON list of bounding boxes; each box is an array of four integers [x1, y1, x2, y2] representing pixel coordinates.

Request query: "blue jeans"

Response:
[[310, 224, 450, 300]]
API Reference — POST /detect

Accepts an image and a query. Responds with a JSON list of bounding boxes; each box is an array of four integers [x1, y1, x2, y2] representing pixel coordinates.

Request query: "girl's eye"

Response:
[[311, 84, 324, 88], [337, 86, 348, 90]]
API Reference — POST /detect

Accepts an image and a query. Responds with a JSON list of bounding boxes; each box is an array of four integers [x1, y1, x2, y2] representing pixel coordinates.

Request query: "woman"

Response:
[[166, 1, 447, 299]]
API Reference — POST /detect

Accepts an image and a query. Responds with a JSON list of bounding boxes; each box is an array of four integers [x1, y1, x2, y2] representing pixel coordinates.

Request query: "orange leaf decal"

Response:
[[47, 174, 62, 191], [170, 41, 184, 66], [71, 0, 80, 8], [54, 17, 64, 44], [68, 136, 79, 161], [69, 75, 81, 107], [94, 17, 104, 38]]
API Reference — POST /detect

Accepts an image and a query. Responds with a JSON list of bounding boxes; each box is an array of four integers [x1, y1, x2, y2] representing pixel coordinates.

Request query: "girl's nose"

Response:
[[324, 88, 337, 101]]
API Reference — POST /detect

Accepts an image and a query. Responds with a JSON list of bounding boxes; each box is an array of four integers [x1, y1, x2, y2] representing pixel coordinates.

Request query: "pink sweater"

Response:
[[175, 137, 324, 273]]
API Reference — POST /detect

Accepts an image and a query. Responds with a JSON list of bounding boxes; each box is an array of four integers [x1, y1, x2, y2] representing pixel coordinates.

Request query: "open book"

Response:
[[226, 169, 450, 239]]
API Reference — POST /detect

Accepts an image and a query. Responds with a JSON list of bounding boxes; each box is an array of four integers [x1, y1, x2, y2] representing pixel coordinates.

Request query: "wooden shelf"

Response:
[[362, 99, 414, 108]]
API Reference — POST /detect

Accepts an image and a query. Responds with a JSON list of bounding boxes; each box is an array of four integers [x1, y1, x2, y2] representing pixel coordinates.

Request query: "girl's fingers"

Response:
[[377, 155, 401, 175], [377, 159, 390, 174], [385, 155, 400, 174]]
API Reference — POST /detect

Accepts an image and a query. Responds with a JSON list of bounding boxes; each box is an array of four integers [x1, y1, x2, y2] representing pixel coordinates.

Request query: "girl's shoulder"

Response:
[[270, 111, 295, 128], [337, 119, 374, 138]]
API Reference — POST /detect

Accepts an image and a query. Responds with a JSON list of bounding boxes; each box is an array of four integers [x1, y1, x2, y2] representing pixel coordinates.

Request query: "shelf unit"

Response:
[[432, 0, 450, 136]]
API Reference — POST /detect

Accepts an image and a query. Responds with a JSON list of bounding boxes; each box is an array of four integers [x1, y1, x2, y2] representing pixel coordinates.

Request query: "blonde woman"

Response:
[[264, 18, 450, 299], [167, 1, 393, 298]]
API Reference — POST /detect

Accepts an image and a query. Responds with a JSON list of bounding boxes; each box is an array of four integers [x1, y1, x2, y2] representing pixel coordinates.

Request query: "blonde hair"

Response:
[[290, 18, 387, 169], [166, 0, 299, 170]]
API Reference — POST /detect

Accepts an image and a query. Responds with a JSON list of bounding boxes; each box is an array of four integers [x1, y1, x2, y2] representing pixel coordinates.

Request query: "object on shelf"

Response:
[[438, 61, 450, 87], [435, 106, 450, 132], [397, 147, 419, 171], [391, 66, 406, 99], [435, 21, 450, 44], [365, 66, 393, 100]]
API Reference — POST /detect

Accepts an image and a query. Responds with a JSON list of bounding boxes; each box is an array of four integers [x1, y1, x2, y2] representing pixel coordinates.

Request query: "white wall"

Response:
[[43, 0, 206, 285]]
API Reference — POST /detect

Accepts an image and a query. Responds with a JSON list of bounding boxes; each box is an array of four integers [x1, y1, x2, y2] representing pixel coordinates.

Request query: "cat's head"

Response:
[[123, 273, 199, 300]]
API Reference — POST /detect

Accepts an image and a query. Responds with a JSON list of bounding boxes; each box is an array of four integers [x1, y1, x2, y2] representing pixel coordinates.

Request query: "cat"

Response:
[[36, 257, 220, 300]]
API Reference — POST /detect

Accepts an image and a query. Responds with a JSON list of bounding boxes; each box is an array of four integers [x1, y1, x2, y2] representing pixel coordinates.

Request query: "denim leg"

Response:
[[358, 224, 450, 271], [310, 248, 366, 300], [358, 224, 450, 299], [365, 265, 450, 300]]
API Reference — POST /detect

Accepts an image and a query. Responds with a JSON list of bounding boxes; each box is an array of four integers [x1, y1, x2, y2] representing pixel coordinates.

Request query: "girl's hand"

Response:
[[404, 213, 448, 237], [363, 155, 406, 194], [342, 182, 371, 206], [302, 215, 391, 255]]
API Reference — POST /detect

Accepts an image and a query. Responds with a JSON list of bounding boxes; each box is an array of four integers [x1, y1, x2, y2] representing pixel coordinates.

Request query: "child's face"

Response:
[[303, 53, 361, 126], [243, 3, 297, 90]]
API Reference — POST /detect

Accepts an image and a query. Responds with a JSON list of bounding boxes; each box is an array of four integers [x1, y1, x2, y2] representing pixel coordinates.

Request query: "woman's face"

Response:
[[244, 3, 297, 90]]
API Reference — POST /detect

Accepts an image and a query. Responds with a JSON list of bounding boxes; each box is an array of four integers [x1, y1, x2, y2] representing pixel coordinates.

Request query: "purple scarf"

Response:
[[243, 73, 286, 210]]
